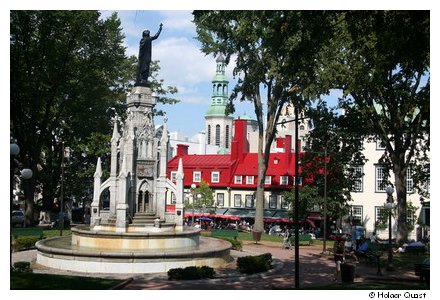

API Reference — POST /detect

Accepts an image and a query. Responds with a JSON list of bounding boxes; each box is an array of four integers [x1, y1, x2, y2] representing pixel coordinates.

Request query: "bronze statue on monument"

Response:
[[135, 23, 163, 87]]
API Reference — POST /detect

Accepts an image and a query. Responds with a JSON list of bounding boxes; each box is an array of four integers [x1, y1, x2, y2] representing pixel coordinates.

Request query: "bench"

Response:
[[405, 245, 427, 255], [414, 262, 430, 285], [357, 249, 383, 275], [11, 227, 44, 238], [211, 229, 239, 240]]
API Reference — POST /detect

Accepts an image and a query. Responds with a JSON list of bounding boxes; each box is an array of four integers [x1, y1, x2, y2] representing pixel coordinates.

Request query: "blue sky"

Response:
[[100, 10, 258, 138]]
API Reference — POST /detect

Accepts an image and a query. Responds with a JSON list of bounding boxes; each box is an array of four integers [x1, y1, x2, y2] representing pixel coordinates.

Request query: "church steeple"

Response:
[[208, 54, 229, 111], [205, 54, 233, 151]]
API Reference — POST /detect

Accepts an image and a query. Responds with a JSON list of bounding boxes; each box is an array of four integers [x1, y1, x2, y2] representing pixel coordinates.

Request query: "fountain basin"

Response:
[[36, 227, 233, 274]]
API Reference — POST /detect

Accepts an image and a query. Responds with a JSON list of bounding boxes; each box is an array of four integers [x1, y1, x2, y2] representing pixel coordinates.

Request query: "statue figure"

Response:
[[135, 24, 163, 87]]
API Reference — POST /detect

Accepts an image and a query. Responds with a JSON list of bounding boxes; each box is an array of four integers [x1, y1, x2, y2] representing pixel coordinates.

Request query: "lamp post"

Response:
[[190, 183, 201, 226], [385, 186, 395, 271], [191, 183, 196, 226], [10, 142, 33, 270]]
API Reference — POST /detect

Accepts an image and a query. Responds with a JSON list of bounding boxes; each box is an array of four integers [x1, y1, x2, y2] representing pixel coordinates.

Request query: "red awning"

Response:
[[306, 218, 316, 228], [307, 212, 322, 220]]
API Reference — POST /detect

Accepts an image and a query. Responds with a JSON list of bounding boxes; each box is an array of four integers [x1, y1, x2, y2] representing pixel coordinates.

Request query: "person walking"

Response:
[[333, 239, 345, 281]]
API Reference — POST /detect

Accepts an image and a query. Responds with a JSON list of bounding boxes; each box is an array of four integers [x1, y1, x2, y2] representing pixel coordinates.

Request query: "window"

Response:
[[375, 206, 388, 228], [264, 176, 272, 185], [246, 176, 254, 185], [269, 194, 277, 209], [293, 176, 302, 186], [225, 125, 230, 149], [376, 139, 386, 150], [216, 193, 224, 206], [299, 124, 305, 131], [281, 196, 289, 209], [193, 171, 201, 183], [234, 175, 242, 184], [352, 166, 363, 192], [211, 171, 220, 183], [375, 166, 387, 192], [234, 194, 242, 207], [171, 193, 176, 204], [407, 167, 414, 193], [215, 125, 221, 146], [350, 206, 363, 223], [280, 176, 289, 185], [245, 195, 254, 208], [207, 125, 211, 145], [170, 171, 177, 182]]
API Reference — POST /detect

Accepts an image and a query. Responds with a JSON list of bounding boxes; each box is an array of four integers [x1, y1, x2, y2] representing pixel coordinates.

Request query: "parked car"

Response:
[[11, 210, 25, 227]]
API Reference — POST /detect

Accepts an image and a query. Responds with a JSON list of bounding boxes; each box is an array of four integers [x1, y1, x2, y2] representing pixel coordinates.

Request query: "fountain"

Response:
[[36, 26, 232, 274]]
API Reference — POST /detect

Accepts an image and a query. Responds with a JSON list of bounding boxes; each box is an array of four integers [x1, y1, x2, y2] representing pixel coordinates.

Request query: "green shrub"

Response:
[[12, 236, 40, 251], [168, 266, 216, 280], [220, 237, 243, 251], [13, 261, 33, 273], [236, 253, 272, 274]]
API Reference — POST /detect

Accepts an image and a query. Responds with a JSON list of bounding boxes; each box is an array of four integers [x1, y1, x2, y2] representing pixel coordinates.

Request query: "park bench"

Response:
[[414, 259, 430, 285], [405, 245, 427, 255], [211, 229, 239, 240], [11, 227, 44, 238], [357, 248, 384, 275]]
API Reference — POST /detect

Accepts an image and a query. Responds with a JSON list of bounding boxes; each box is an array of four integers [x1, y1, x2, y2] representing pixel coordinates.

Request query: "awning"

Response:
[[307, 212, 322, 220], [305, 218, 316, 228]]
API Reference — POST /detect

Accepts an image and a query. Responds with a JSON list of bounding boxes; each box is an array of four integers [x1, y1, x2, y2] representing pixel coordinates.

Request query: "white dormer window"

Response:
[[246, 176, 254, 185], [265, 176, 272, 185], [193, 171, 201, 183], [280, 176, 289, 185], [211, 171, 220, 183], [234, 175, 242, 184]]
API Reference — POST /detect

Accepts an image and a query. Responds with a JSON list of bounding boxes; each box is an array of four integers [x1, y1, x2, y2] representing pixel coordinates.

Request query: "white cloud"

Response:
[[159, 11, 195, 33], [155, 37, 213, 85]]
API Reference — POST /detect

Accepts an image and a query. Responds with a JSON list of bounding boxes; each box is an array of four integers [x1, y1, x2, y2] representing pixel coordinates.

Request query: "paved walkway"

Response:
[[13, 242, 419, 289]]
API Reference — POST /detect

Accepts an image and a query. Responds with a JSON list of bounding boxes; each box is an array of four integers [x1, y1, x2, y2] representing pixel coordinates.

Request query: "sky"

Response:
[[100, 10, 257, 138]]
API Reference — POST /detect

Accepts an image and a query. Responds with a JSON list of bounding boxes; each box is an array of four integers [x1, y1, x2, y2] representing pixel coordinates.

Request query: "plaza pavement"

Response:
[[12, 242, 420, 290]]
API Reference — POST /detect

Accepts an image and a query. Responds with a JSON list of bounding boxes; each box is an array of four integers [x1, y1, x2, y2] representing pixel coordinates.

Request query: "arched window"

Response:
[[207, 125, 211, 145], [215, 125, 221, 146], [225, 125, 230, 149], [299, 124, 305, 131], [100, 187, 110, 210]]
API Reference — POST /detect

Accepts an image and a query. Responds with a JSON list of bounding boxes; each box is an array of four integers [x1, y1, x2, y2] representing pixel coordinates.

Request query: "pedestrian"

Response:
[[282, 227, 291, 249], [333, 239, 345, 281]]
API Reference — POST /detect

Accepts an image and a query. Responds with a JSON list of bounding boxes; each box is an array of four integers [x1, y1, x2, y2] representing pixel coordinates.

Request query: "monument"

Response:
[[36, 25, 232, 274]]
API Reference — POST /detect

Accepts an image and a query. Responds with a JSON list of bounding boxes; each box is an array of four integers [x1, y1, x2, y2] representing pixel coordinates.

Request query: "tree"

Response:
[[326, 11, 430, 244], [193, 10, 337, 234], [194, 180, 215, 213]]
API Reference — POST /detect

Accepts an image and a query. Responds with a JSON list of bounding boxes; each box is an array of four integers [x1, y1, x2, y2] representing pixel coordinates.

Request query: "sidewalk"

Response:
[[13, 242, 419, 289]]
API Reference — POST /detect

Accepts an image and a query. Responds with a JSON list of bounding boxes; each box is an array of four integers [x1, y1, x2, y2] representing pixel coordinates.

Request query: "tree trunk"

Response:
[[393, 162, 408, 245]]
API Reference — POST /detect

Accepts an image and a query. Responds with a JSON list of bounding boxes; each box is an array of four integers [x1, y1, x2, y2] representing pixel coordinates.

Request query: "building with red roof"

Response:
[[167, 118, 311, 226]]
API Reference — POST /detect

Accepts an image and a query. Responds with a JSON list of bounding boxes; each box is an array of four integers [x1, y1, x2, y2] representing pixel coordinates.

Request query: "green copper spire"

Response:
[[206, 54, 230, 117]]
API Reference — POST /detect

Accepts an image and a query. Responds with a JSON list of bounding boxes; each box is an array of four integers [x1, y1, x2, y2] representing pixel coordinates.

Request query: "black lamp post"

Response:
[[10, 142, 33, 270], [385, 186, 395, 271]]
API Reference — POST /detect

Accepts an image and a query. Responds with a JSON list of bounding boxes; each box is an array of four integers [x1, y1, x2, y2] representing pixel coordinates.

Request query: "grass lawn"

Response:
[[10, 272, 125, 290]]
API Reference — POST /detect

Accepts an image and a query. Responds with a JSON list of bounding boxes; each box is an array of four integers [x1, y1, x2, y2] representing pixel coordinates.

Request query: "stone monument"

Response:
[[35, 26, 232, 274]]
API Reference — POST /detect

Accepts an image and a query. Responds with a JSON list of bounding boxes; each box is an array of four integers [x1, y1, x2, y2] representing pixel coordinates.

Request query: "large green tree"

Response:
[[193, 10, 337, 234], [325, 11, 430, 244]]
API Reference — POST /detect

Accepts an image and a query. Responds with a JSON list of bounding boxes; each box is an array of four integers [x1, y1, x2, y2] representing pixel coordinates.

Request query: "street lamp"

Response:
[[385, 186, 395, 271], [190, 183, 201, 226], [10, 141, 33, 270]]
